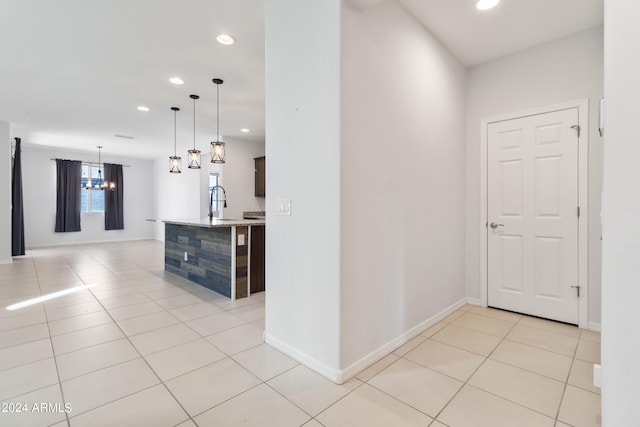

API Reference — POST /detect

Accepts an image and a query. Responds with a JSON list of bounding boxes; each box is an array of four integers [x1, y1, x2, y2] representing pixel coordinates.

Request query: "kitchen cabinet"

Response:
[[254, 156, 265, 197]]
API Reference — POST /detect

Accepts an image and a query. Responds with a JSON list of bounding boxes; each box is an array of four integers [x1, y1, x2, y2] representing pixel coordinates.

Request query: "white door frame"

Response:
[[480, 99, 589, 329]]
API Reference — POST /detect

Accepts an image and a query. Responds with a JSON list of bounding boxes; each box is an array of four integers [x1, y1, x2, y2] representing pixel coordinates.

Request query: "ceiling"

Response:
[[397, 0, 603, 66], [0, 0, 265, 159], [0, 0, 603, 159]]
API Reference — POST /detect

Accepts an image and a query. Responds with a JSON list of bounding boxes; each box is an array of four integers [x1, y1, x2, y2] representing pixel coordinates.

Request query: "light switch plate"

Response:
[[238, 234, 246, 246], [277, 199, 291, 216]]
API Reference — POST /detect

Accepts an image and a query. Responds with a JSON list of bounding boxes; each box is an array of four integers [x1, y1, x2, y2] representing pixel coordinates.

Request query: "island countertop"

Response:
[[147, 218, 266, 228]]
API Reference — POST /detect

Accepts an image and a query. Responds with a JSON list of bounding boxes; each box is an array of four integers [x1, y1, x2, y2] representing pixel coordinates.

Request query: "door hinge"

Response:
[[571, 285, 582, 297], [571, 125, 581, 138], [577, 206, 580, 217]]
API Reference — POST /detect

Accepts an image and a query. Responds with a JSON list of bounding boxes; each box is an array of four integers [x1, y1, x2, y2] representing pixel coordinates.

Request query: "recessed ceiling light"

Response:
[[476, 0, 500, 10], [169, 77, 184, 85], [240, 128, 250, 133], [216, 33, 235, 45], [137, 106, 150, 112]]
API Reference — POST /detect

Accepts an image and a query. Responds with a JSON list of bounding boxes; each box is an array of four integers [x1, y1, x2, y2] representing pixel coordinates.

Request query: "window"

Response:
[[209, 173, 220, 218], [80, 164, 104, 213]]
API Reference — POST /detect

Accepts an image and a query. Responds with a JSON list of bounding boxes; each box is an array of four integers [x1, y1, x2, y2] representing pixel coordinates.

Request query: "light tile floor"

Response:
[[0, 241, 601, 427]]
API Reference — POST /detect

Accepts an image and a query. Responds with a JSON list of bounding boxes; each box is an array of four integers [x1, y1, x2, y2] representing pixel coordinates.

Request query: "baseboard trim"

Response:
[[265, 297, 468, 384], [26, 237, 155, 249], [587, 322, 601, 332], [466, 297, 482, 306], [264, 333, 342, 383], [338, 297, 468, 383]]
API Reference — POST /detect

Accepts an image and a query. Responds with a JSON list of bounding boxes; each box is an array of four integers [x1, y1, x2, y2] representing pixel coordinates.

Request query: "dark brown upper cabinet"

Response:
[[254, 156, 265, 197]]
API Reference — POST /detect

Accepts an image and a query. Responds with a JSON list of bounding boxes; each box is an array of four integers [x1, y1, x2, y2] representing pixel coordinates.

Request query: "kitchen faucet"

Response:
[[209, 185, 227, 219]]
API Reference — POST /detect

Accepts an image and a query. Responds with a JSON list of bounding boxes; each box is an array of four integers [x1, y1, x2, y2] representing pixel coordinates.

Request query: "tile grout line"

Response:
[[38, 245, 195, 424], [424, 310, 524, 423], [77, 267, 199, 426], [79, 244, 270, 424], [424, 308, 582, 423], [32, 254, 72, 427], [554, 328, 583, 425], [334, 308, 548, 424], [296, 376, 367, 423], [0, 327, 51, 354], [443, 308, 593, 424], [3, 247, 598, 426]]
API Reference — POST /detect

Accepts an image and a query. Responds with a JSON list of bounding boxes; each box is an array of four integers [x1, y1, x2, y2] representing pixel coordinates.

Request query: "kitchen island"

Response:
[[160, 218, 265, 300]]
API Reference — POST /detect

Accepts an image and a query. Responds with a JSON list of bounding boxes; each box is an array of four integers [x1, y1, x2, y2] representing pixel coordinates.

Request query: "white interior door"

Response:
[[487, 108, 579, 324]]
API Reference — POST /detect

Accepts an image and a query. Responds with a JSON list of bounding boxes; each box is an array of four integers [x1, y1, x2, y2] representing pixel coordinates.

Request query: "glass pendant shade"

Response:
[[188, 149, 201, 169], [211, 141, 225, 164], [210, 78, 226, 164], [169, 107, 182, 173], [188, 94, 201, 169], [169, 155, 182, 173]]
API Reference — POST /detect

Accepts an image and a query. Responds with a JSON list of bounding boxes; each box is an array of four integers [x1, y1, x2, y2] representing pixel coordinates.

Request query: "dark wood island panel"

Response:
[[163, 220, 263, 299], [165, 223, 234, 298]]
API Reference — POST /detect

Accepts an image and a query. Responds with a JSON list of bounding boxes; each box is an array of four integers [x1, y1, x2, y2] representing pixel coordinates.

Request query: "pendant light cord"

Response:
[[216, 83, 220, 142], [174, 109, 177, 155], [193, 97, 196, 149], [98, 146, 102, 176]]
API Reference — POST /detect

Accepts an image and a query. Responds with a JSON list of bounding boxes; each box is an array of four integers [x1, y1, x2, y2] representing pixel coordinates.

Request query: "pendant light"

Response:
[[187, 94, 201, 169], [98, 146, 111, 190], [102, 147, 115, 190], [210, 78, 225, 164], [85, 146, 112, 190], [169, 107, 182, 173]]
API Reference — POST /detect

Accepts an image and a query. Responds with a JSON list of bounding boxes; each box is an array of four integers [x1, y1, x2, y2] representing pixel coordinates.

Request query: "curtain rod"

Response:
[[51, 158, 130, 167]]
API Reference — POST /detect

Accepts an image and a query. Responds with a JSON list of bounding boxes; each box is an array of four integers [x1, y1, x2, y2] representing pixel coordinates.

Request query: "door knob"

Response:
[[490, 222, 504, 229]]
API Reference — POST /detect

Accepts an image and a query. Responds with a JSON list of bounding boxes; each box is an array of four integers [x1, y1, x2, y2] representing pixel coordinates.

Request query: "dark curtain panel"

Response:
[[104, 163, 124, 230], [11, 138, 25, 256], [54, 159, 82, 232]]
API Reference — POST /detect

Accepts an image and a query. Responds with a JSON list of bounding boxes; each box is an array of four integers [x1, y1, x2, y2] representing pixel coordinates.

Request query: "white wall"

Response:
[[265, 0, 467, 381], [201, 137, 265, 220], [340, 0, 467, 369], [465, 27, 604, 325], [264, 0, 343, 377], [601, 1, 640, 424], [22, 144, 155, 247], [152, 152, 201, 241], [0, 120, 10, 264], [152, 137, 265, 240]]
